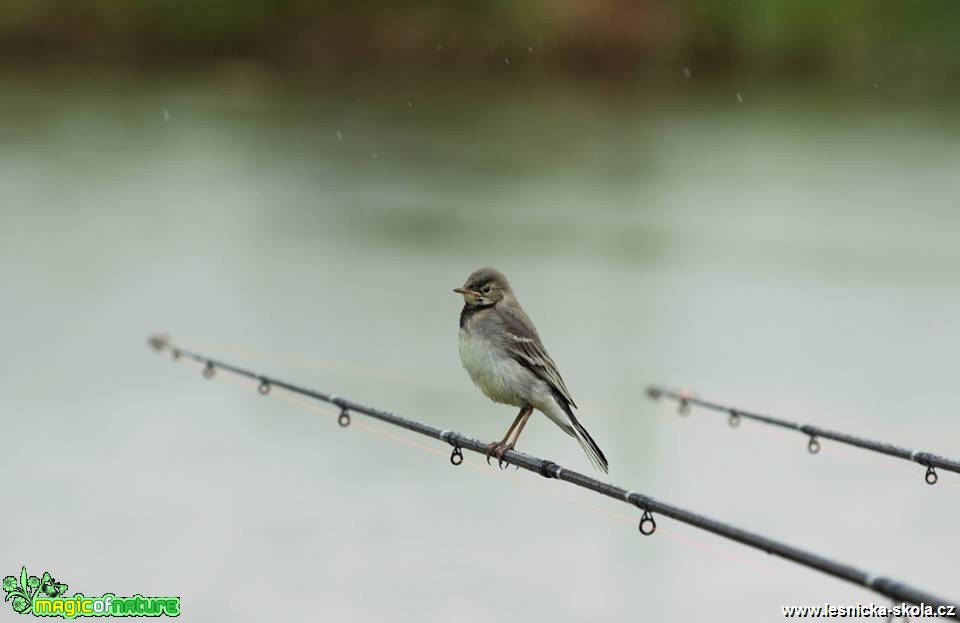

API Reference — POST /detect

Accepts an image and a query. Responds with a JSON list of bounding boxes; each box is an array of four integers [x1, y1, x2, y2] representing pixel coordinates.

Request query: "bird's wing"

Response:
[[495, 303, 578, 409]]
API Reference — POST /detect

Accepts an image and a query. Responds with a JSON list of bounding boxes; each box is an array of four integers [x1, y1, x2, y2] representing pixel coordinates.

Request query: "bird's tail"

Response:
[[547, 389, 609, 474], [568, 413, 609, 474]]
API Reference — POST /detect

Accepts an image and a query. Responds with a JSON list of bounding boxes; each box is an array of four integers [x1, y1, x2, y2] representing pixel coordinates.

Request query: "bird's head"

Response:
[[454, 267, 513, 307]]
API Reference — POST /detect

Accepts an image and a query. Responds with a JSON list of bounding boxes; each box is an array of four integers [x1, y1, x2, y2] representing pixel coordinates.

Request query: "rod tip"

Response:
[[148, 333, 170, 352]]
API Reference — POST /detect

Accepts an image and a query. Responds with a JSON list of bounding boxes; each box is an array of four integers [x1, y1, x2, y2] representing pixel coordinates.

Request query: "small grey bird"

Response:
[[454, 267, 609, 473]]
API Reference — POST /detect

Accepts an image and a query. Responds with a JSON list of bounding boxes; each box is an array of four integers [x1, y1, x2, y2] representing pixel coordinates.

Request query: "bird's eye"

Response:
[[482, 285, 492, 294]]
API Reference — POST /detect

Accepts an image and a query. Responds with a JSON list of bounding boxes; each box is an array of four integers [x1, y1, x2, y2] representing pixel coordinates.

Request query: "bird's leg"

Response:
[[486, 407, 528, 463], [490, 406, 534, 460], [504, 406, 533, 452]]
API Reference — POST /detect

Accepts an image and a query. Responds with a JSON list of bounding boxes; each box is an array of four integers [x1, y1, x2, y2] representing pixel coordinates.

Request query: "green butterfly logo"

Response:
[[40, 572, 68, 598]]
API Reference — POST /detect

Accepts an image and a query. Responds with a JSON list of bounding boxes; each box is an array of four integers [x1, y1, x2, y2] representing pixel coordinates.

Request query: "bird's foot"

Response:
[[485, 441, 516, 469]]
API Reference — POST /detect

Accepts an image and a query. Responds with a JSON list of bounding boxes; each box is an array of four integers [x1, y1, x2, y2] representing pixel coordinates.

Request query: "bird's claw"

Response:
[[485, 442, 499, 466], [485, 441, 515, 469]]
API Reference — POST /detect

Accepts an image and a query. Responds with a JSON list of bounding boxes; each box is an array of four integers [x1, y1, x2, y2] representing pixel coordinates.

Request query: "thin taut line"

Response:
[[646, 385, 960, 485], [148, 335, 958, 616]]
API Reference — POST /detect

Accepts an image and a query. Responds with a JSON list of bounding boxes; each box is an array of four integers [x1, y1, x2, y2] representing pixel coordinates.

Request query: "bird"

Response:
[[454, 267, 609, 473]]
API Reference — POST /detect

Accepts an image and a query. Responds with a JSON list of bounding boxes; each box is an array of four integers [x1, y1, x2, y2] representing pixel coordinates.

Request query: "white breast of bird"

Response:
[[458, 326, 531, 408]]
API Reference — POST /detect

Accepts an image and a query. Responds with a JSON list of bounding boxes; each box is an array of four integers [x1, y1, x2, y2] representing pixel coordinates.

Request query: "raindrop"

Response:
[[528, 46, 534, 53], [505, 57, 510, 65], [162, 109, 170, 122], [683, 67, 692, 78], [336, 130, 343, 140], [408, 100, 413, 107], [736, 92, 743, 103]]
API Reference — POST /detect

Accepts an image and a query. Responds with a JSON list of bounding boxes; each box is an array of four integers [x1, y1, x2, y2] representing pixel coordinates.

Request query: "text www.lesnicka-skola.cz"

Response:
[[782, 602, 956, 618]]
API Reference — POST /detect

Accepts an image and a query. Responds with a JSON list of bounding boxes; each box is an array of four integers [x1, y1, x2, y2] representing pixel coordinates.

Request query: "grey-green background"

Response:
[[2, 2, 960, 620]]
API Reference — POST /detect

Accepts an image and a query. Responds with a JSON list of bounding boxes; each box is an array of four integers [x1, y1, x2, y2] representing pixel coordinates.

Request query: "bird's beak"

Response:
[[453, 287, 481, 296]]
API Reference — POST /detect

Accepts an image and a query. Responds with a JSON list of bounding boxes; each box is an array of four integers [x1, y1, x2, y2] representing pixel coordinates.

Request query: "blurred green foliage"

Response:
[[1, 0, 959, 85]]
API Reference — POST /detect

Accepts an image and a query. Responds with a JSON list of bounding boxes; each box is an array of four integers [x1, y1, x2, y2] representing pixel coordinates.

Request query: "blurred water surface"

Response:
[[1, 74, 958, 621]]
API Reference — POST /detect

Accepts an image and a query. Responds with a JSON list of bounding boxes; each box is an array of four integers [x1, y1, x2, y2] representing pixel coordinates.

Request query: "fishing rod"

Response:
[[646, 386, 960, 486], [148, 335, 959, 616]]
